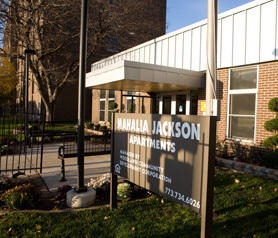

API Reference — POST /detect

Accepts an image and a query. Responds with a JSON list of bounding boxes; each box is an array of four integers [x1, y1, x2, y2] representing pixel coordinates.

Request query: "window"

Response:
[[126, 91, 136, 113], [228, 66, 257, 141], [99, 90, 106, 121], [99, 90, 115, 122]]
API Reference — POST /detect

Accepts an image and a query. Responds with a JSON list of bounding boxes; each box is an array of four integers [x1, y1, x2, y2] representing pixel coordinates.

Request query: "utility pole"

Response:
[[206, 0, 217, 116]]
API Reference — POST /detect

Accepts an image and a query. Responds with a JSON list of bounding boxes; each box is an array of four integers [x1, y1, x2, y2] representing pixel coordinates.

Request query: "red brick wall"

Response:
[[216, 68, 229, 141], [256, 61, 278, 145], [211, 62, 278, 146]]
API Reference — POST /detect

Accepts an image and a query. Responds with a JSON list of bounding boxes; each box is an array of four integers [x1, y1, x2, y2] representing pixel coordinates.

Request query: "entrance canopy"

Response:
[[86, 60, 204, 93]]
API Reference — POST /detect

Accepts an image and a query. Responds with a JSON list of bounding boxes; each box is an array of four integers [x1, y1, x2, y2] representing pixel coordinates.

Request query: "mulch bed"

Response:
[[0, 174, 150, 212], [30, 174, 111, 210]]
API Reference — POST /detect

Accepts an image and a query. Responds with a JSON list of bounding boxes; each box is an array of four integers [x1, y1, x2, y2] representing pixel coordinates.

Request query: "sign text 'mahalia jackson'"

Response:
[[116, 118, 200, 141]]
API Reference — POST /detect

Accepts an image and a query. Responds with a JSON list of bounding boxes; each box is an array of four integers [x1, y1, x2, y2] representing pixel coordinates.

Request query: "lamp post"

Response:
[[76, 0, 88, 192], [24, 49, 35, 148]]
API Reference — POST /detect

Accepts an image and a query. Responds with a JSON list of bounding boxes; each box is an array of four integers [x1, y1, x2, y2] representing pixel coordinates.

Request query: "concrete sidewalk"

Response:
[[40, 143, 111, 192]]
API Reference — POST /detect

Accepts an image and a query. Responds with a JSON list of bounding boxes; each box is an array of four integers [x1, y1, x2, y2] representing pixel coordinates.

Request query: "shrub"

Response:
[[109, 101, 118, 111], [0, 183, 37, 209], [85, 122, 94, 129], [117, 182, 133, 200], [264, 117, 278, 131], [263, 97, 278, 150], [268, 97, 278, 112], [93, 123, 100, 131], [259, 150, 278, 169]]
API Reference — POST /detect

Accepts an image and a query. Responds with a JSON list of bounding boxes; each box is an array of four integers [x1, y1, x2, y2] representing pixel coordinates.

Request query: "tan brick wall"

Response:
[[91, 89, 100, 123], [256, 61, 278, 145]]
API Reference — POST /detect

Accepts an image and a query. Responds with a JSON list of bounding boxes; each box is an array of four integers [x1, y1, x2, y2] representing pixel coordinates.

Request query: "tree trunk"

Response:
[[43, 101, 55, 123]]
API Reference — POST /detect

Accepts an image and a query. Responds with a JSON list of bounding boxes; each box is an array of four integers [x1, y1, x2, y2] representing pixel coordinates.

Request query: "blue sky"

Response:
[[166, 0, 254, 33]]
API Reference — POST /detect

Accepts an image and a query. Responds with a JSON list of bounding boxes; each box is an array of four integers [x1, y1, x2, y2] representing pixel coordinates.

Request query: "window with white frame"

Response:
[[228, 66, 257, 141], [99, 90, 115, 122]]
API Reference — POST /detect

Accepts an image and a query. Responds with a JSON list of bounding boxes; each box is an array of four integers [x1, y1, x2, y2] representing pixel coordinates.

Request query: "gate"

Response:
[[0, 108, 45, 176]]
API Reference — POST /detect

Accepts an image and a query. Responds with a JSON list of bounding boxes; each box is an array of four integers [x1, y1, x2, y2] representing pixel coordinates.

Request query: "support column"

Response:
[[206, 0, 217, 116]]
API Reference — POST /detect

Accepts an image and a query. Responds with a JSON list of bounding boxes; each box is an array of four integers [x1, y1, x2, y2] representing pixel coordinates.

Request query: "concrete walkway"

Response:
[[4, 143, 277, 193], [40, 143, 111, 193]]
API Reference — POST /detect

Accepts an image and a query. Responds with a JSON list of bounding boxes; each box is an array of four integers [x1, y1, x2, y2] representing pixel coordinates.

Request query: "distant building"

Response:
[[4, 0, 166, 121], [86, 0, 278, 145]]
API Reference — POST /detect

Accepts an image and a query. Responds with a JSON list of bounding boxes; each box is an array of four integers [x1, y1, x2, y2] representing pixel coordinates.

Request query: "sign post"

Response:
[[76, 0, 88, 192]]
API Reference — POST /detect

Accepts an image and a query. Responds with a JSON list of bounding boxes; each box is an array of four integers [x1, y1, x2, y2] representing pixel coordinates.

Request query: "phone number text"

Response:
[[165, 187, 200, 209]]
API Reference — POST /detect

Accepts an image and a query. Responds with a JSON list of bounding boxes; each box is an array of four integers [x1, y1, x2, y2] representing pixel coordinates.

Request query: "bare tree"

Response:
[[1, 0, 165, 121]]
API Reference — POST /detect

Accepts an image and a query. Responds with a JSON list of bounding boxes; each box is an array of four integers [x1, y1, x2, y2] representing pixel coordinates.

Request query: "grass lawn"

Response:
[[0, 169, 277, 237]]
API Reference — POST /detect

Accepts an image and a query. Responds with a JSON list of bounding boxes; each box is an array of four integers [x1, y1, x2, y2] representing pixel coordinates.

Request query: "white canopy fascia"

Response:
[[86, 60, 204, 93]]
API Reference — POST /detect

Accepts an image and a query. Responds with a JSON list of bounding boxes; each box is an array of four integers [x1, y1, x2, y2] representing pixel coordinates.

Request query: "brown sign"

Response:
[[112, 113, 216, 213]]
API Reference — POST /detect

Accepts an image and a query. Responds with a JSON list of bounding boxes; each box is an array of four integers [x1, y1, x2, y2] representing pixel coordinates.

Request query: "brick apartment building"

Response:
[[86, 0, 278, 146], [4, 0, 166, 121]]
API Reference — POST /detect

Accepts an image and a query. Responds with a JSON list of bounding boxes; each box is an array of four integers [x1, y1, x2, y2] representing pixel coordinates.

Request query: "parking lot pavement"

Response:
[[40, 143, 111, 192]]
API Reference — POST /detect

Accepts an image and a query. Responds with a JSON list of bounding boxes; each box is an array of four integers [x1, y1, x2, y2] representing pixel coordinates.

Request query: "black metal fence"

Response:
[[0, 110, 44, 175], [57, 132, 111, 181], [58, 134, 111, 159]]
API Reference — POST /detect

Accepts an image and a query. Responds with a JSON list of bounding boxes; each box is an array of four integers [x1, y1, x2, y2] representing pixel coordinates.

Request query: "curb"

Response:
[[216, 157, 278, 180]]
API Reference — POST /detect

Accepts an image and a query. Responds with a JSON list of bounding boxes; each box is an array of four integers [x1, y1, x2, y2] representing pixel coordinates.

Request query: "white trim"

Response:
[[171, 95, 176, 115], [186, 91, 191, 115]]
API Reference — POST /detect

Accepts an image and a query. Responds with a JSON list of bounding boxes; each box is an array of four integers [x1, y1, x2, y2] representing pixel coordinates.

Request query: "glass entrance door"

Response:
[[162, 95, 171, 114], [176, 95, 186, 114]]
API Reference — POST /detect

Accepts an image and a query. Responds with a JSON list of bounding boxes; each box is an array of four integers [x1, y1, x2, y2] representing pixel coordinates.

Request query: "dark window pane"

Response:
[[99, 111, 105, 121], [100, 101, 105, 110], [229, 116, 255, 140], [230, 94, 256, 115], [190, 95, 198, 115], [127, 99, 136, 113], [163, 95, 171, 114], [100, 90, 106, 99], [230, 68, 257, 89], [108, 90, 115, 98], [153, 96, 160, 114]]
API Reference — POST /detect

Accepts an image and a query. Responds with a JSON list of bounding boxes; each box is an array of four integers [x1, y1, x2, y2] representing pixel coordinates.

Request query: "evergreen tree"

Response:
[[263, 97, 278, 150]]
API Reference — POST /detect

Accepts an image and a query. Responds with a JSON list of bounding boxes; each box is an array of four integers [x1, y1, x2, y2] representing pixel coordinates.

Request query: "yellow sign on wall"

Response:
[[201, 101, 206, 112]]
